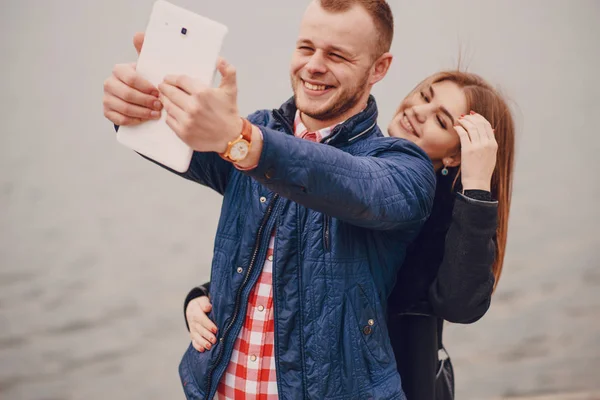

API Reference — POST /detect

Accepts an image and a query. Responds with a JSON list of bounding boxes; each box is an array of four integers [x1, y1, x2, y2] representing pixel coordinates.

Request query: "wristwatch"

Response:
[[220, 118, 252, 162]]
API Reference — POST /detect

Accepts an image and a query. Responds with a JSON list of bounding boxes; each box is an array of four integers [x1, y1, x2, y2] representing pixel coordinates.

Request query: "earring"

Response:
[[441, 166, 449, 176]]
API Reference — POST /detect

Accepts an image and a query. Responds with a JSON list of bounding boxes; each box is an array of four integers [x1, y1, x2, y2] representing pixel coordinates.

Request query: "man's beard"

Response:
[[291, 73, 370, 121]]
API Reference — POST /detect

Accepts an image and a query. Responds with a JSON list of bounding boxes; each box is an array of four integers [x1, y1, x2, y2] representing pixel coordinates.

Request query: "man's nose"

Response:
[[305, 51, 328, 75]]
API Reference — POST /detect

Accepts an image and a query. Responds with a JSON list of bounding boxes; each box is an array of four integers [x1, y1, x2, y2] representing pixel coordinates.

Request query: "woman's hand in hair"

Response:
[[186, 296, 218, 352], [454, 112, 498, 191]]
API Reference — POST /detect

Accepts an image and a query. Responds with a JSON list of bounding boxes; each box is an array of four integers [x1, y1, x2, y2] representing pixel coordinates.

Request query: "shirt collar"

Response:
[[293, 110, 345, 142]]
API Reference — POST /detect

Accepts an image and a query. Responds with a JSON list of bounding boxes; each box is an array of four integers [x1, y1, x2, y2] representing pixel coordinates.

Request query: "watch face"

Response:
[[229, 141, 250, 161]]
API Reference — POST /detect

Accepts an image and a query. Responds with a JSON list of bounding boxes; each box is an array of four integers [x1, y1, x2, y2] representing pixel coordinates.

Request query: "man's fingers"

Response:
[[105, 76, 161, 110], [133, 32, 145, 56], [103, 109, 143, 127], [163, 74, 204, 95], [161, 94, 187, 123], [113, 63, 157, 96], [104, 77, 162, 113], [217, 58, 238, 97], [158, 82, 192, 111], [103, 93, 160, 121], [165, 114, 182, 136]]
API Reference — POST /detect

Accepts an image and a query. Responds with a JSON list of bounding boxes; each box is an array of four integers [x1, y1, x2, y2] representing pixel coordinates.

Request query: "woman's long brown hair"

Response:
[[415, 71, 515, 290]]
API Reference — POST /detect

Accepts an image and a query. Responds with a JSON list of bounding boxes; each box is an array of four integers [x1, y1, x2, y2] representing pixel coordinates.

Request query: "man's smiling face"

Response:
[[290, 1, 380, 122]]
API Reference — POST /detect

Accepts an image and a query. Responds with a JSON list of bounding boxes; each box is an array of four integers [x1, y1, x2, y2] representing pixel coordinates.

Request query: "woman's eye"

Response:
[[436, 116, 447, 129], [420, 91, 430, 102]]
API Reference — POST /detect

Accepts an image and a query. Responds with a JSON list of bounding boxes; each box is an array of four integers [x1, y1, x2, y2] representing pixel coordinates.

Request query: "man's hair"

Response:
[[318, 0, 394, 57]]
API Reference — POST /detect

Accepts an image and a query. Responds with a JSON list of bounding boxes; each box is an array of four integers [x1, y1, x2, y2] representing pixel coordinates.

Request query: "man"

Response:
[[103, 1, 435, 398]]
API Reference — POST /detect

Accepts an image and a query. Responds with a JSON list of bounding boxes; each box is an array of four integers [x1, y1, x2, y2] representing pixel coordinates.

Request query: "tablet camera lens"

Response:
[[181, 27, 187, 35]]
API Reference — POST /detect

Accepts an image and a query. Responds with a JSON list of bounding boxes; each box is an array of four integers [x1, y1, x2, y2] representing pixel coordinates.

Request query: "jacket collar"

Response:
[[273, 95, 380, 146]]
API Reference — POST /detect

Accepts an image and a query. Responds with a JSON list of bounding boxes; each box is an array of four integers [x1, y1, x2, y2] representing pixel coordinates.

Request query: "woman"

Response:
[[183, 70, 514, 399], [386, 70, 514, 399]]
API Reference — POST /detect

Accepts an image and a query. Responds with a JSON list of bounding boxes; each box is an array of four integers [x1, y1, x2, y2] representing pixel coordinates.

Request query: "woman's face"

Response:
[[388, 80, 468, 169]]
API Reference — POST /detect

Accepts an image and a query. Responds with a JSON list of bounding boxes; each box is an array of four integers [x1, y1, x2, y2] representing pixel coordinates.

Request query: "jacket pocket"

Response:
[[209, 247, 234, 303], [179, 343, 209, 399], [346, 283, 391, 367]]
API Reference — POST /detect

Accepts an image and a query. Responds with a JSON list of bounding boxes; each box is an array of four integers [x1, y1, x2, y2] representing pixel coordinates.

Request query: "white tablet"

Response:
[[117, 0, 229, 173]]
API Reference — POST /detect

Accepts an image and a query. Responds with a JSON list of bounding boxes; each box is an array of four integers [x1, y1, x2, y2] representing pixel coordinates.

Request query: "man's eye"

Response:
[[330, 53, 345, 60]]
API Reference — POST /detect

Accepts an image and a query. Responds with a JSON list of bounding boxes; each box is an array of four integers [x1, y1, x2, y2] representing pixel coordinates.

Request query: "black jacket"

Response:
[[387, 172, 498, 399]]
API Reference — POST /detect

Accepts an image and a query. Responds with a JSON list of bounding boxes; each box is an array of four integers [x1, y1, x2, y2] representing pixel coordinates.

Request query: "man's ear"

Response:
[[369, 52, 393, 86]]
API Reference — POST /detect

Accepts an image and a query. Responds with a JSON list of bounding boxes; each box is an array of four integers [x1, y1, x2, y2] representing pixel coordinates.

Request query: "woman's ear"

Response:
[[443, 153, 461, 168]]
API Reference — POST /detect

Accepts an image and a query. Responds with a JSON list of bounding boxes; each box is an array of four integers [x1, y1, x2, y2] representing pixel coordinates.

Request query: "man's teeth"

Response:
[[403, 115, 415, 133], [304, 81, 328, 91]]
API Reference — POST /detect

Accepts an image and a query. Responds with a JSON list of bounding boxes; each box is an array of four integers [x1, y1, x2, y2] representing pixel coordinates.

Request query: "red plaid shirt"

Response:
[[216, 111, 341, 400]]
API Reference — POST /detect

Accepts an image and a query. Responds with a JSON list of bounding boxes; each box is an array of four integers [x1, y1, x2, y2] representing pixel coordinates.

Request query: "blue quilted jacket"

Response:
[[144, 96, 435, 399]]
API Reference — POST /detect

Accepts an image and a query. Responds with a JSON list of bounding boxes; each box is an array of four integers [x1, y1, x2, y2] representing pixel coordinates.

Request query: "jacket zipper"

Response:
[[272, 109, 294, 134], [323, 215, 331, 251], [205, 194, 280, 396]]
